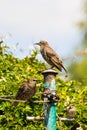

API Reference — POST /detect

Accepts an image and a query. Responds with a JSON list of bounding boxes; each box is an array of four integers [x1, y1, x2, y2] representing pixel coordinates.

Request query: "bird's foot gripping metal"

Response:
[[42, 90, 60, 103]]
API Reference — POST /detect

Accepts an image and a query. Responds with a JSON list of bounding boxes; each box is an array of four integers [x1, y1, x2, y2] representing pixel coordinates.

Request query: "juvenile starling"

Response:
[[13, 78, 37, 106], [35, 40, 67, 72], [66, 104, 76, 119]]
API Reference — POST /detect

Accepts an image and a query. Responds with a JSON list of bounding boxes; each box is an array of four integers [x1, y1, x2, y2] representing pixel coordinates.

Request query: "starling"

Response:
[[13, 78, 37, 106], [66, 104, 76, 119], [35, 40, 67, 72]]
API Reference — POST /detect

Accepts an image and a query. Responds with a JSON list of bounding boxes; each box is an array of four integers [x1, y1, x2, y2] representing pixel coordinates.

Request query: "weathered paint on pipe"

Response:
[[42, 69, 58, 130]]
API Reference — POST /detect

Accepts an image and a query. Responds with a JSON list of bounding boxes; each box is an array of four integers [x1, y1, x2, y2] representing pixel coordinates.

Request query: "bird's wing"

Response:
[[51, 56, 63, 71], [51, 56, 67, 72], [46, 47, 67, 72], [15, 83, 28, 100], [46, 46, 58, 56], [45, 46, 62, 63]]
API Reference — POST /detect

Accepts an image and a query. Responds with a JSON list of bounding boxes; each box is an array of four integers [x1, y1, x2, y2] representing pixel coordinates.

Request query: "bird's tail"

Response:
[[57, 63, 67, 73], [62, 65, 67, 73]]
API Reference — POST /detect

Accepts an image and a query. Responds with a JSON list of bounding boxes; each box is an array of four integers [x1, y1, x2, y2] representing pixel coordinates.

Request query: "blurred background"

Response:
[[0, 0, 87, 83]]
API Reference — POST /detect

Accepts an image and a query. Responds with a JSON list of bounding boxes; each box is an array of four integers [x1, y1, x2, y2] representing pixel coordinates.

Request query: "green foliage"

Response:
[[56, 78, 87, 129], [69, 0, 87, 85], [68, 57, 87, 85], [0, 43, 87, 129], [0, 46, 45, 129]]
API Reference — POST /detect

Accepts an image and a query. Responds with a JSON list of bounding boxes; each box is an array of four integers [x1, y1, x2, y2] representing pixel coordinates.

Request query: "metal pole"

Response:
[[42, 69, 58, 130]]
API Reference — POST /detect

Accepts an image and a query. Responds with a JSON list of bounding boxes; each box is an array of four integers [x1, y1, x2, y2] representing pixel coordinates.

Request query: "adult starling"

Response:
[[35, 40, 67, 72], [13, 78, 37, 106]]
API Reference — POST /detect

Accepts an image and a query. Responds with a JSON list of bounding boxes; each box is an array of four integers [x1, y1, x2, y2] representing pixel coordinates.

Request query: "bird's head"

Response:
[[34, 40, 49, 46], [27, 78, 37, 86]]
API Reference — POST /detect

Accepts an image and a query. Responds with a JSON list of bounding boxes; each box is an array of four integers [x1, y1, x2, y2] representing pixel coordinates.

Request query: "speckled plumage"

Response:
[[35, 41, 67, 72], [13, 78, 37, 106], [66, 104, 76, 118]]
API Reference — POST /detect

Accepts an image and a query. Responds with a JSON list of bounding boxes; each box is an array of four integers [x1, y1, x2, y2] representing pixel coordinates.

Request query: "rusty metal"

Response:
[[42, 69, 58, 130]]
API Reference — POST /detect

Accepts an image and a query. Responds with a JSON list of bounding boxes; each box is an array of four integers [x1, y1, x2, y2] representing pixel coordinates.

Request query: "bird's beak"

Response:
[[34, 43, 40, 46]]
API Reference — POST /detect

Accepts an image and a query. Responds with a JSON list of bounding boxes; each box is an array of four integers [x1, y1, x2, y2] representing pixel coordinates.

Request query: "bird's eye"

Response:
[[33, 79, 36, 81]]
